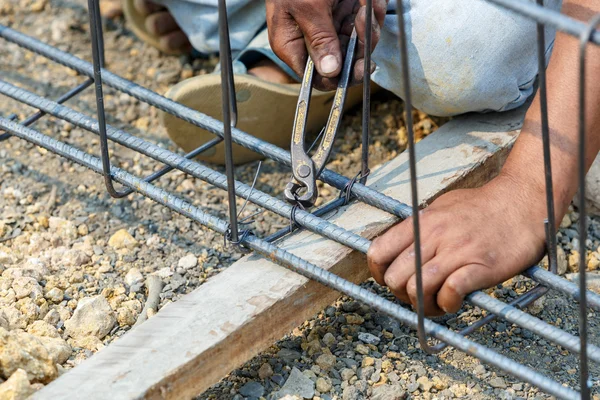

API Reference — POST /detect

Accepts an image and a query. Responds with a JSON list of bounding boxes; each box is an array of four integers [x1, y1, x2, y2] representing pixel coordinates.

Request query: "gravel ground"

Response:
[[0, 1, 599, 399]]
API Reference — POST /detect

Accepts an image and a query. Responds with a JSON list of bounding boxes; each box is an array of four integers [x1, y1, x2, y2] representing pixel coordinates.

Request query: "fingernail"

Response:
[[320, 55, 339, 75]]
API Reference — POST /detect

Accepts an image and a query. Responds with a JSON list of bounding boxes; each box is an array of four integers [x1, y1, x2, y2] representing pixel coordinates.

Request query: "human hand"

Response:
[[265, 0, 388, 91], [367, 173, 551, 316]]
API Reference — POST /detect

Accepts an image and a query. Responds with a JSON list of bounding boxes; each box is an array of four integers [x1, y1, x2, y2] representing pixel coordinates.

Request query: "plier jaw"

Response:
[[284, 28, 358, 208]]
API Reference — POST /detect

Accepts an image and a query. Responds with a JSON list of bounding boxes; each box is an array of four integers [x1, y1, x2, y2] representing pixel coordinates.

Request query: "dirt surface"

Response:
[[0, 1, 599, 399]]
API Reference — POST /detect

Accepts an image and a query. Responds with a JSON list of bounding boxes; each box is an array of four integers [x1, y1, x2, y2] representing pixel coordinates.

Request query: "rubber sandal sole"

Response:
[[161, 74, 364, 165]]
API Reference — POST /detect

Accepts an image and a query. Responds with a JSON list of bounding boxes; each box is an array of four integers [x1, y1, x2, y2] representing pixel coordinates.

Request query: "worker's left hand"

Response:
[[367, 173, 549, 315], [266, 0, 388, 91]]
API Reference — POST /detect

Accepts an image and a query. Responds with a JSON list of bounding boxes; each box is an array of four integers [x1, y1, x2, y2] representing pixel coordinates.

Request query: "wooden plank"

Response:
[[33, 107, 525, 400]]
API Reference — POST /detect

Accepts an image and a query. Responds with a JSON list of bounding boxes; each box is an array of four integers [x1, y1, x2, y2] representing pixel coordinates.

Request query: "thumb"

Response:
[[292, 8, 342, 78]]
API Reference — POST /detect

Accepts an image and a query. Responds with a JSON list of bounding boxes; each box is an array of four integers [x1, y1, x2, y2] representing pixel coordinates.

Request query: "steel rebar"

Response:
[[0, 116, 582, 400]]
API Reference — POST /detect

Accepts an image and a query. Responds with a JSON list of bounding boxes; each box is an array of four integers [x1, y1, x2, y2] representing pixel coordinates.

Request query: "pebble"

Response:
[[0, 327, 57, 383], [355, 344, 370, 355], [12, 276, 42, 300], [44, 287, 64, 303], [340, 368, 355, 381], [258, 362, 273, 380], [178, 254, 198, 270], [371, 384, 406, 400], [560, 214, 572, 229], [124, 268, 143, 287], [406, 381, 419, 393], [238, 381, 264, 398], [108, 229, 138, 250], [64, 295, 116, 339], [316, 377, 332, 393], [358, 332, 380, 345], [417, 376, 433, 392], [489, 377, 507, 389], [345, 314, 364, 325], [0, 369, 35, 400], [277, 348, 301, 364], [473, 364, 486, 376], [276, 367, 315, 399], [322, 332, 336, 347], [315, 354, 336, 371]]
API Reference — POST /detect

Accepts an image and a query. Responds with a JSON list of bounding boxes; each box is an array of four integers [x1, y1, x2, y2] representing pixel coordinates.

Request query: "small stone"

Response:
[[0, 328, 57, 383], [371, 384, 406, 400], [568, 251, 580, 272], [258, 363, 273, 380], [588, 254, 600, 271], [432, 376, 447, 390], [362, 357, 375, 368], [407, 382, 419, 393], [37, 336, 72, 365], [116, 307, 137, 326], [125, 268, 143, 287], [178, 254, 198, 270], [358, 332, 380, 345], [108, 229, 138, 250], [155, 267, 173, 279], [69, 335, 104, 351], [355, 343, 370, 355], [44, 287, 64, 303], [417, 376, 433, 392], [315, 354, 336, 370], [342, 386, 360, 400], [557, 246, 568, 275], [64, 296, 116, 339], [560, 214, 572, 229], [276, 367, 315, 399], [238, 381, 264, 398], [316, 377, 332, 393], [277, 348, 302, 364], [345, 314, 364, 325], [340, 368, 355, 381], [48, 217, 77, 241], [322, 332, 336, 347], [473, 365, 486, 376], [27, 321, 59, 338], [0, 369, 35, 400], [43, 309, 60, 326], [12, 277, 42, 300], [489, 377, 507, 389]]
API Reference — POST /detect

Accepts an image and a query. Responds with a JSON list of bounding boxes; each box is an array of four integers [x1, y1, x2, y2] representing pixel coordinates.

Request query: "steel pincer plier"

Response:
[[284, 28, 358, 208]]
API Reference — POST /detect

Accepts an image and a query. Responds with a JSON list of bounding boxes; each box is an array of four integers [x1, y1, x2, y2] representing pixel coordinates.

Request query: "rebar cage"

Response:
[[1, 0, 599, 398]]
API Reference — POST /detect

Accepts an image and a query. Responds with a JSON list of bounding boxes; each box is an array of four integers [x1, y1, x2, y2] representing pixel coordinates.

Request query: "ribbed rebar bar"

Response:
[[467, 291, 600, 364], [0, 116, 581, 400], [0, 80, 372, 254], [0, 24, 412, 220], [4, 80, 600, 366]]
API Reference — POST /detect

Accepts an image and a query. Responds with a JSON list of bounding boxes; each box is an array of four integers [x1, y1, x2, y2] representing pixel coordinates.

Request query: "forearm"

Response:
[[499, 0, 600, 224]]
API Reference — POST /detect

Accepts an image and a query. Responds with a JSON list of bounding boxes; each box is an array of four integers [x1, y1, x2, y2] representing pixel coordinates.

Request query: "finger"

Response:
[[360, 0, 388, 27], [267, 7, 309, 79], [383, 240, 438, 304], [291, 7, 343, 78], [134, 0, 164, 16], [367, 217, 415, 285], [405, 256, 459, 316], [145, 11, 180, 36], [437, 264, 499, 314], [158, 30, 190, 53], [350, 58, 376, 86], [354, 5, 382, 53]]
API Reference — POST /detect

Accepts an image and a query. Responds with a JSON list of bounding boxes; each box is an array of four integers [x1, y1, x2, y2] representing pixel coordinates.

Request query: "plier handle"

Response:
[[284, 28, 358, 208]]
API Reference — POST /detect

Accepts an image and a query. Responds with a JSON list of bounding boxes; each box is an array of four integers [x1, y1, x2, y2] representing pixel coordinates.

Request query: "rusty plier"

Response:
[[284, 28, 358, 208]]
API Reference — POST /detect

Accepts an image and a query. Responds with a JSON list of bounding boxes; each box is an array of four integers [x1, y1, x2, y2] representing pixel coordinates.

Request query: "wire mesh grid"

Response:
[[0, 0, 599, 398]]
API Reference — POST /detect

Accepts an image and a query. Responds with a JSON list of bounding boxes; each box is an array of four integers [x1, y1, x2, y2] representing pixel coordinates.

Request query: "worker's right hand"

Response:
[[265, 0, 388, 91]]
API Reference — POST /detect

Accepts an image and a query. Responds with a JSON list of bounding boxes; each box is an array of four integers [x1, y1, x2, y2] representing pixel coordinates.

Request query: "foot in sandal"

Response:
[[122, 0, 364, 164]]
